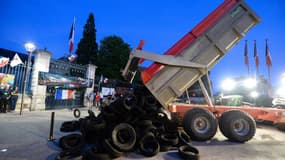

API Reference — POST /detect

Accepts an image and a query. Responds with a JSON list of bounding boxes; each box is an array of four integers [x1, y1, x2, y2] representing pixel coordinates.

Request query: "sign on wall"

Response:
[[38, 72, 92, 88]]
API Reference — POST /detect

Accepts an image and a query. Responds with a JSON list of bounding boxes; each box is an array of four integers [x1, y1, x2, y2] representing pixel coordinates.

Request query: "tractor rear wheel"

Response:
[[182, 107, 218, 141], [219, 110, 256, 143]]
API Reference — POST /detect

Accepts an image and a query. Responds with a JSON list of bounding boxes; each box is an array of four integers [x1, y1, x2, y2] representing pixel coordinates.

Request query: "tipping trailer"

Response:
[[122, 0, 285, 142]]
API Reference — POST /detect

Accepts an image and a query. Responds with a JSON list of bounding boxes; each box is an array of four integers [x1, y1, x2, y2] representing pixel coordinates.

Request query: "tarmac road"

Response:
[[0, 108, 285, 160]]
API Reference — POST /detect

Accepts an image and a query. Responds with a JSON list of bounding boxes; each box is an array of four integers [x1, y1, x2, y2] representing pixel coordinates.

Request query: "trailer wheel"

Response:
[[73, 109, 80, 118], [275, 123, 285, 131], [182, 107, 218, 141], [219, 110, 256, 142]]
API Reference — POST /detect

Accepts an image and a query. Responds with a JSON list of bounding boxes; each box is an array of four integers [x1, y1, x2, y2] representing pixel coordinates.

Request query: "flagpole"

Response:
[[254, 40, 259, 79], [244, 40, 249, 76], [266, 39, 272, 97]]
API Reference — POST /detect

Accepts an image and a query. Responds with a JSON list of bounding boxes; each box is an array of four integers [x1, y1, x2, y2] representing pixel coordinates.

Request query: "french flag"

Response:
[[55, 89, 73, 100], [69, 18, 75, 53]]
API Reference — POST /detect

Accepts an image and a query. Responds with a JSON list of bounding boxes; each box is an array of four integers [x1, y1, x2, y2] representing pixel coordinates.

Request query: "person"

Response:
[[87, 91, 94, 110], [95, 92, 101, 109], [10, 86, 19, 111], [0, 85, 11, 113], [71, 90, 76, 110]]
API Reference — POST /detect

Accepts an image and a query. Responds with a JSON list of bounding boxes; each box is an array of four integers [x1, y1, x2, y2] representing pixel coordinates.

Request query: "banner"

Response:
[[0, 73, 15, 87], [101, 87, 115, 96], [38, 72, 92, 88]]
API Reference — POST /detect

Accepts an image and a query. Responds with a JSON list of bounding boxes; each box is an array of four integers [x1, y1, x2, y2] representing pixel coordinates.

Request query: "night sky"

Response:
[[1, 0, 285, 92]]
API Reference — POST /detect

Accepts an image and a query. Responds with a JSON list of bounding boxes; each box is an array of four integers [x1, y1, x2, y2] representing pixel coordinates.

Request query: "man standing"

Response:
[[10, 86, 19, 111], [0, 85, 11, 113], [87, 91, 94, 110]]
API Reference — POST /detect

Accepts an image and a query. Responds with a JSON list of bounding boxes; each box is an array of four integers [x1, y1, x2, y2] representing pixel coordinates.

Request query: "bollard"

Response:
[[48, 112, 55, 141]]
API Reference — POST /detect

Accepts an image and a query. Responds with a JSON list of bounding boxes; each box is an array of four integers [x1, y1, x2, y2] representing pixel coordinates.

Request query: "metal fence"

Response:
[[0, 62, 32, 93]]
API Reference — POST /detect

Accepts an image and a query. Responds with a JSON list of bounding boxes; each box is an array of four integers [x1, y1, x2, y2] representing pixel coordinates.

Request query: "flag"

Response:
[[55, 89, 73, 100], [69, 18, 75, 53], [265, 40, 272, 67], [0, 57, 9, 67], [99, 74, 103, 83], [254, 40, 259, 68], [10, 53, 23, 67], [244, 40, 249, 67], [68, 54, 76, 62]]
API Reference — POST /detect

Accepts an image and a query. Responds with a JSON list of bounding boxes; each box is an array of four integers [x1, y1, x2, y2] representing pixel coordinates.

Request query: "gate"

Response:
[[0, 62, 32, 94], [45, 59, 88, 109]]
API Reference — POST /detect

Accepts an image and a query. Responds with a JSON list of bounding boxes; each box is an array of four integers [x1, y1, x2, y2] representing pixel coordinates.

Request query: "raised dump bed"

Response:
[[137, 0, 260, 108]]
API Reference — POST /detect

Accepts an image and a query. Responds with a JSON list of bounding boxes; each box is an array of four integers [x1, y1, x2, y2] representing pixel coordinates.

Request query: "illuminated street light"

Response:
[[250, 91, 258, 98], [20, 42, 36, 115], [243, 78, 257, 89], [24, 42, 36, 53], [221, 78, 236, 91]]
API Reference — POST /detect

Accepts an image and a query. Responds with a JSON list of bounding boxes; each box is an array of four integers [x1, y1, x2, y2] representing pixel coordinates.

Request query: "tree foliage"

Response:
[[76, 13, 98, 65], [96, 35, 131, 80]]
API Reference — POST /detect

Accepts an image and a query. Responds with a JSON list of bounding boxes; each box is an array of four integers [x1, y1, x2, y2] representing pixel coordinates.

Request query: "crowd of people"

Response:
[[87, 91, 116, 110], [0, 85, 19, 113]]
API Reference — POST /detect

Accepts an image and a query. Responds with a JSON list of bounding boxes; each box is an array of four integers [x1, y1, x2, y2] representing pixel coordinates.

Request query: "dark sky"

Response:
[[1, 0, 285, 92]]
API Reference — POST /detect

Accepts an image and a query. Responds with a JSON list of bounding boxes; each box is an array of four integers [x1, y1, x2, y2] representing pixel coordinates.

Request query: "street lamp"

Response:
[[20, 42, 36, 115]]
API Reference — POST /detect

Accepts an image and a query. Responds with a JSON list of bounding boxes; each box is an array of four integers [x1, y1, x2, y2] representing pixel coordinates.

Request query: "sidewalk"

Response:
[[0, 107, 93, 160], [0, 107, 179, 160], [1, 108, 285, 160]]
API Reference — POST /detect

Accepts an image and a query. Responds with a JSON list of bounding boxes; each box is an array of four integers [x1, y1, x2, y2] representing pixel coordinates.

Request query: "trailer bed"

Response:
[[141, 0, 260, 108]]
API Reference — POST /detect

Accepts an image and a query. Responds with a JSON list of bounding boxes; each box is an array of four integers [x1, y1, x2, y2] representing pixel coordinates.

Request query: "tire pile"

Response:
[[56, 92, 199, 160]]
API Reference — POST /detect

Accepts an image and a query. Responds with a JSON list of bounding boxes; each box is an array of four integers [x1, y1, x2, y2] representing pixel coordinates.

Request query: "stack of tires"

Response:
[[56, 93, 199, 160]]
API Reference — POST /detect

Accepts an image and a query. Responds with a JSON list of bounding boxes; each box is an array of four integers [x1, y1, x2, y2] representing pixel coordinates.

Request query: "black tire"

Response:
[[58, 133, 84, 152], [182, 108, 218, 141], [219, 110, 256, 142], [85, 119, 106, 133], [122, 94, 137, 110], [275, 123, 285, 131], [60, 120, 80, 132], [102, 139, 123, 158], [56, 150, 82, 160], [139, 133, 160, 157], [178, 130, 191, 145], [87, 109, 96, 119], [73, 109, 81, 118], [159, 133, 179, 146], [178, 145, 199, 160], [111, 123, 136, 152]]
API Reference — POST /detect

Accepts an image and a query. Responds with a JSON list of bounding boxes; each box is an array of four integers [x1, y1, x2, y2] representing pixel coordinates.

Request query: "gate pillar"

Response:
[[84, 64, 97, 107], [30, 49, 52, 110]]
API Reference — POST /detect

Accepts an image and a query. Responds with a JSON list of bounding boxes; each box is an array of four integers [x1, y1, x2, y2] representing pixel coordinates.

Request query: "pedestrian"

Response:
[[87, 91, 94, 110], [71, 90, 76, 110], [0, 85, 11, 113], [10, 86, 19, 111], [95, 92, 101, 109]]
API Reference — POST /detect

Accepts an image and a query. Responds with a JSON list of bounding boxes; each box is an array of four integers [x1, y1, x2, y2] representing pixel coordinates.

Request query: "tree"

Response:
[[96, 35, 131, 80], [76, 13, 98, 65]]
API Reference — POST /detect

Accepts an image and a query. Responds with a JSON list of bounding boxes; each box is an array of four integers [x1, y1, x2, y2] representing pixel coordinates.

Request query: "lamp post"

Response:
[[20, 42, 36, 115]]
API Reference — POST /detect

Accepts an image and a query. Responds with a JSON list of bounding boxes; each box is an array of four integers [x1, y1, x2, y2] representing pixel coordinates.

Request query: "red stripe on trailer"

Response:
[[141, 0, 239, 84]]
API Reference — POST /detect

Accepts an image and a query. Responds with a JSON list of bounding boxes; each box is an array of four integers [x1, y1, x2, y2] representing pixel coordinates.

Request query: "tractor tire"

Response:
[[182, 107, 218, 141], [219, 110, 256, 143], [275, 123, 285, 132]]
